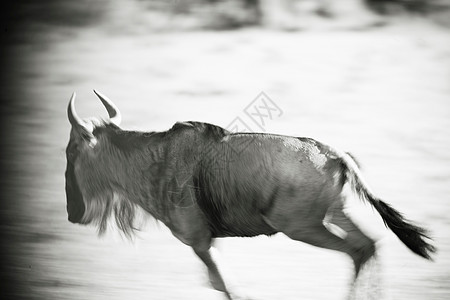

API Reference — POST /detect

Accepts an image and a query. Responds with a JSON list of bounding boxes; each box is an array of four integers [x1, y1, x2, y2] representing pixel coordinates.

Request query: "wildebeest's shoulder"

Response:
[[171, 121, 230, 140], [171, 121, 196, 130]]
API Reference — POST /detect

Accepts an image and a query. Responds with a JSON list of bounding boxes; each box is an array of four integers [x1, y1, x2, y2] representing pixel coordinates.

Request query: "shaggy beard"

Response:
[[81, 192, 146, 239]]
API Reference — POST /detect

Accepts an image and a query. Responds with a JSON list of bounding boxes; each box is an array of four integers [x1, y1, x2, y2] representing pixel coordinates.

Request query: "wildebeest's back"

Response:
[[193, 132, 344, 238]]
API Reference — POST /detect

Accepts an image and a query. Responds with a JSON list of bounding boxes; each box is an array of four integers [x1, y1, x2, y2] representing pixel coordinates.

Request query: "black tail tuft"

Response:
[[342, 154, 436, 260], [371, 200, 436, 260]]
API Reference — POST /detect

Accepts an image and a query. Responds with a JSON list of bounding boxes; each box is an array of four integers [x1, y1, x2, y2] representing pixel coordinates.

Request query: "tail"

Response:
[[340, 153, 436, 260]]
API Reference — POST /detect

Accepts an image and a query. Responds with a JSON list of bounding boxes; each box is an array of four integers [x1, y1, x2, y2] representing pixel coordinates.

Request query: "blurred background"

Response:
[[1, 0, 450, 299]]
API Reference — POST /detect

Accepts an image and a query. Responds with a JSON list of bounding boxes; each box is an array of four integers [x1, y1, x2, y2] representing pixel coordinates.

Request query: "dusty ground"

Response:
[[2, 13, 450, 300]]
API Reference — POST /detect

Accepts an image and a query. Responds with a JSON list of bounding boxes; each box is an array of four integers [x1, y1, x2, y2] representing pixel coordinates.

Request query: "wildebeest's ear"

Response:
[[67, 92, 97, 147]]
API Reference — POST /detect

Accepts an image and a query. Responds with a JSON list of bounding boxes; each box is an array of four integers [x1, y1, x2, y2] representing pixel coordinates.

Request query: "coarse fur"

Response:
[[66, 120, 233, 238], [65, 92, 436, 299]]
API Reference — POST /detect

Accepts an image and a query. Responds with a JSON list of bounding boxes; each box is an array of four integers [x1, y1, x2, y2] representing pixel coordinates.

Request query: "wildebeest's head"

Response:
[[65, 90, 122, 225]]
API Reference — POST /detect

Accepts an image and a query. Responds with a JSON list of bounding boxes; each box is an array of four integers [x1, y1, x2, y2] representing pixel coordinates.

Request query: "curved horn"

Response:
[[93, 90, 122, 126], [68, 92, 91, 132]]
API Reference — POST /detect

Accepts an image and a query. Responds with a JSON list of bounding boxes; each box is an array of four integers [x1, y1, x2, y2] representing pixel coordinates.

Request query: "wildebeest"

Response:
[[65, 91, 435, 299]]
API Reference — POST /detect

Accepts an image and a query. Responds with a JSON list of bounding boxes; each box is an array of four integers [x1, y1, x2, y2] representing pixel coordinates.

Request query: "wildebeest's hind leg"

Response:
[[283, 224, 365, 273], [277, 220, 377, 299], [327, 204, 380, 299], [263, 199, 376, 283], [328, 203, 376, 279]]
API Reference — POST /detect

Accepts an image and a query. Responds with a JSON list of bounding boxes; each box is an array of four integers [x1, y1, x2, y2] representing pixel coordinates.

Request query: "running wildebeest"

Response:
[[65, 91, 435, 299]]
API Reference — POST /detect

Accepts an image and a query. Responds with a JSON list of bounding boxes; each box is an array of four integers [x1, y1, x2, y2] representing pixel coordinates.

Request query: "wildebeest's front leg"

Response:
[[166, 205, 244, 299], [193, 243, 246, 300], [193, 246, 228, 293]]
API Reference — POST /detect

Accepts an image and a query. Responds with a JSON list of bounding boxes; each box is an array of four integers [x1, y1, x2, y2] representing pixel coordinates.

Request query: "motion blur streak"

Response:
[[1, 1, 450, 300]]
